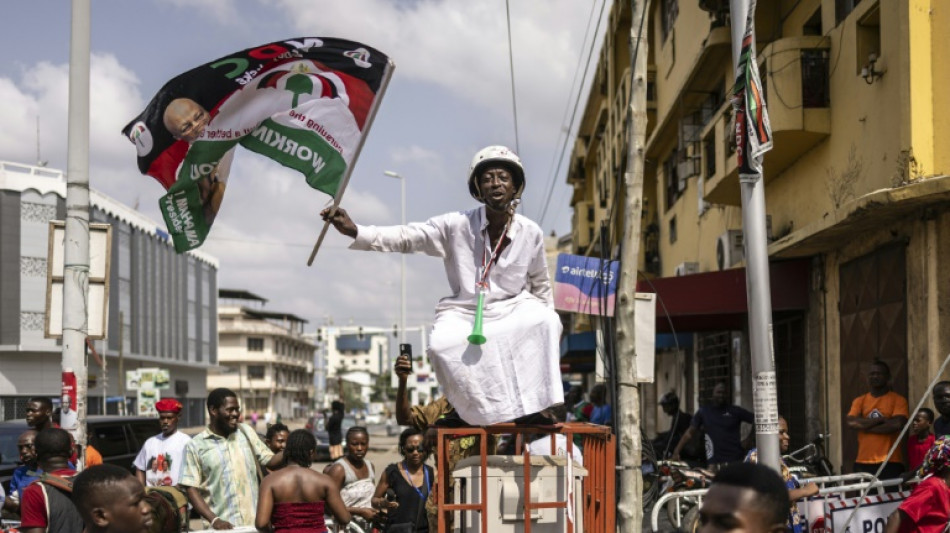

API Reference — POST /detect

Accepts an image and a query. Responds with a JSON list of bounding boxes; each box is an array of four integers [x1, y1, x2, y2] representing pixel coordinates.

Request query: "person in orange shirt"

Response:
[[846, 359, 908, 486], [85, 444, 103, 467]]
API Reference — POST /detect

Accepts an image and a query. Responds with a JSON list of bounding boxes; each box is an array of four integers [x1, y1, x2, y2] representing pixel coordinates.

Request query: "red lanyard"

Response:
[[478, 217, 511, 289]]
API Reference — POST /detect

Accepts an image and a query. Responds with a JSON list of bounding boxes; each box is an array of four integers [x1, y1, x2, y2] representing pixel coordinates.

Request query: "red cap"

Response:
[[154, 399, 182, 413]]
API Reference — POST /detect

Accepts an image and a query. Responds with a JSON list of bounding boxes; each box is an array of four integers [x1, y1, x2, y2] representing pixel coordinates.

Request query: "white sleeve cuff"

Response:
[[350, 224, 377, 250]]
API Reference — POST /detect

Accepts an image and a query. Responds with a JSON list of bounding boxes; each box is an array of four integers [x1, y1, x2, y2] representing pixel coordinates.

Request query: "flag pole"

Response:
[[307, 60, 396, 266], [729, 0, 781, 471]]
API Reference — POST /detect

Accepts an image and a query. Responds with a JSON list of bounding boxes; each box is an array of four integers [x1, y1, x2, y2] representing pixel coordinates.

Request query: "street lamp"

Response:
[[384, 170, 406, 345]]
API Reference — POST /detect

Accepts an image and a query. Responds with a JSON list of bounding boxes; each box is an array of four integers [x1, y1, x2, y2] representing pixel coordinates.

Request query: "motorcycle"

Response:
[[785, 433, 834, 479], [646, 460, 714, 532]]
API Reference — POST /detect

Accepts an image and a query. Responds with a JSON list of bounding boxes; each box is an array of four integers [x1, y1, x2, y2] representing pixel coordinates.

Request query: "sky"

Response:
[[0, 0, 608, 339]]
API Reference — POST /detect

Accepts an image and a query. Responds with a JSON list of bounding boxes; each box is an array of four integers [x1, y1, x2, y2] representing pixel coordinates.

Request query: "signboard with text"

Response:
[[827, 491, 907, 532], [126, 367, 170, 416], [553, 254, 619, 316]]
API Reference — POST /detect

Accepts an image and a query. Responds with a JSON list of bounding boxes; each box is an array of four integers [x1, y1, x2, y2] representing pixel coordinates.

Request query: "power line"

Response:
[[540, 0, 601, 229], [586, 0, 649, 259], [505, 0, 521, 154], [537, 0, 608, 228]]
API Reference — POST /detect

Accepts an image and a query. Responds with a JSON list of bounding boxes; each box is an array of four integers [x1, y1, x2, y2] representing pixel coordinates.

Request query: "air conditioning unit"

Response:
[[674, 262, 699, 276], [716, 230, 744, 270]]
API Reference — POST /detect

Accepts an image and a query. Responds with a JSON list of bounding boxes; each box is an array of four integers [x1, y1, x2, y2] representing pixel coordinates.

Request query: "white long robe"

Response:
[[351, 206, 564, 424]]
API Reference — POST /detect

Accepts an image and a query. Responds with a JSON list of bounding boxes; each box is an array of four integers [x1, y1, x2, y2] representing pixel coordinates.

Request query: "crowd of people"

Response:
[[648, 360, 950, 532], [10, 141, 950, 532]]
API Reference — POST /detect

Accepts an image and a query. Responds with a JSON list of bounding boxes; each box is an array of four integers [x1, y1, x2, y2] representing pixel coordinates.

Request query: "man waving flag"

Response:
[[123, 37, 393, 253]]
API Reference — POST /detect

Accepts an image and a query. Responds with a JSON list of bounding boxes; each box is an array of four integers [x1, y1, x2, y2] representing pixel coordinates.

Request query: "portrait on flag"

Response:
[[123, 37, 392, 252]]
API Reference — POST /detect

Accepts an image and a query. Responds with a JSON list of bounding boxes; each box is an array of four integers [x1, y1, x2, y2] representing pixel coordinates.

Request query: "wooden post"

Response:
[[616, 0, 650, 530]]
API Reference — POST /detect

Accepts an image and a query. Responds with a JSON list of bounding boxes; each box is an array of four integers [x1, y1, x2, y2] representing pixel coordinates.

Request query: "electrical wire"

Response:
[[537, 0, 608, 228], [539, 0, 600, 223], [581, 0, 649, 259], [505, 0, 521, 155]]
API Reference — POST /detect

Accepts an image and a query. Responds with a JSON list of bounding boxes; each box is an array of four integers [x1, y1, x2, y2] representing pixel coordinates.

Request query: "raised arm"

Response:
[[395, 354, 413, 425]]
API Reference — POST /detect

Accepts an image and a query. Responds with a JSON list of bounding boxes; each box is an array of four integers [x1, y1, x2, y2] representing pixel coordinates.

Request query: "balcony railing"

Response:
[[704, 36, 831, 206]]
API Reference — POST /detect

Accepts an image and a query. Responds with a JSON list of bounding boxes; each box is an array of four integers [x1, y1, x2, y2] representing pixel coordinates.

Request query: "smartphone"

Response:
[[399, 343, 413, 373]]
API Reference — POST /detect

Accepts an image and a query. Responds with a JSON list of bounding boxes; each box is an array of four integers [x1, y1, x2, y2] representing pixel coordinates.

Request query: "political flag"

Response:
[[122, 37, 393, 252]]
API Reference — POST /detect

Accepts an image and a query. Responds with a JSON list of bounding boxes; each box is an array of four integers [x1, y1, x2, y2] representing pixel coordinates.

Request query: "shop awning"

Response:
[[636, 258, 811, 333]]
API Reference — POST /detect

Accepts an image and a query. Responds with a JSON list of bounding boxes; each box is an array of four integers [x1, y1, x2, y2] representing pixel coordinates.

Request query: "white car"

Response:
[[363, 413, 383, 425]]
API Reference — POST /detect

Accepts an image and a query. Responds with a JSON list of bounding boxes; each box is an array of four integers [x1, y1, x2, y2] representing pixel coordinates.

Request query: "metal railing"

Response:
[[649, 472, 902, 531], [190, 522, 368, 533], [434, 422, 616, 533]]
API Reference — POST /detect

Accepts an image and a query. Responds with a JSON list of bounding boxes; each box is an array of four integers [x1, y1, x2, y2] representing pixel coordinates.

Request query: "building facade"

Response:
[[212, 289, 315, 420], [0, 161, 218, 427], [568, 0, 950, 469]]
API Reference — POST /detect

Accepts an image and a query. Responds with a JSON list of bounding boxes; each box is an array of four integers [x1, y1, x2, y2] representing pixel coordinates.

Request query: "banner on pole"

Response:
[[60, 370, 78, 430], [553, 254, 619, 316], [731, 0, 772, 179], [122, 37, 393, 252]]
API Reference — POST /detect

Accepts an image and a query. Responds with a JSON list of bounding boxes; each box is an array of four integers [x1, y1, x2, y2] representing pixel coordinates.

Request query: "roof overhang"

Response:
[[636, 259, 811, 333], [770, 175, 950, 258]]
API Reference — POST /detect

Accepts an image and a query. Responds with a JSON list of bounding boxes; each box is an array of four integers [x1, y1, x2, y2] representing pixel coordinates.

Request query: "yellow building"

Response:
[[568, 0, 950, 469]]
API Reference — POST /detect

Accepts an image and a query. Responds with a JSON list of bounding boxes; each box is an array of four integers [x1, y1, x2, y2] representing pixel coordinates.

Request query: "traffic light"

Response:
[[357, 326, 364, 340], [316, 328, 323, 342], [393, 323, 398, 338]]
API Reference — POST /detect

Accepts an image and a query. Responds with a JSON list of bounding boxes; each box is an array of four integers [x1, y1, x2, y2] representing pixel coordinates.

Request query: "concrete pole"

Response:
[[729, 0, 781, 470], [62, 0, 91, 470], [616, 0, 650, 530], [118, 311, 125, 415]]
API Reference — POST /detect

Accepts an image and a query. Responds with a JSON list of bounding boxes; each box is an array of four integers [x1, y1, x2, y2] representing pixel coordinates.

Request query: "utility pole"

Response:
[[616, 0, 650, 530], [62, 0, 91, 470], [729, 0, 781, 470], [118, 311, 125, 415]]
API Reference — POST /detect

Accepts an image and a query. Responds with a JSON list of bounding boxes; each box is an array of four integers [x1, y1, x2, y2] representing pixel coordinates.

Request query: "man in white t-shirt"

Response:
[[133, 398, 191, 486]]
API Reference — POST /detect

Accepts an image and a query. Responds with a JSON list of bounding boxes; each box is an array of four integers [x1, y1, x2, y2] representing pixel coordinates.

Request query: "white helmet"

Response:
[[467, 145, 525, 201]]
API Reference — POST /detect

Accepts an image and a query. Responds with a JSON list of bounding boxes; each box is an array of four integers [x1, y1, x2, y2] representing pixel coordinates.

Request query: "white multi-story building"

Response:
[[324, 328, 389, 377], [311, 325, 442, 410], [212, 289, 315, 419], [0, 161, 218, 427]]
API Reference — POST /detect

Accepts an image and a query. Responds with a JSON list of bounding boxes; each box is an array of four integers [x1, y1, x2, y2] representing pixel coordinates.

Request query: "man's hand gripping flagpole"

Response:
[[307, 61, 395, 266]]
